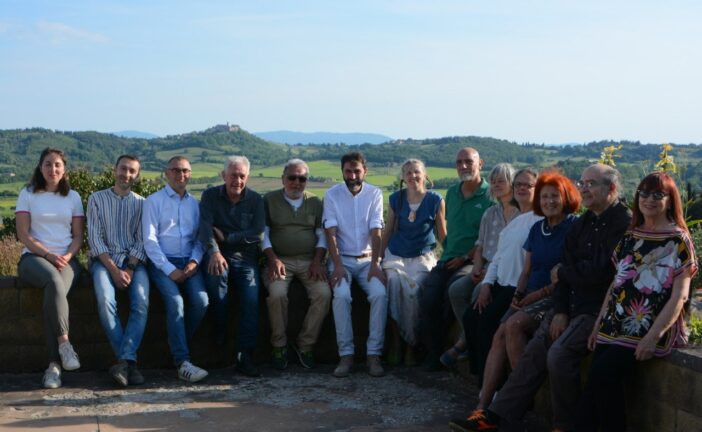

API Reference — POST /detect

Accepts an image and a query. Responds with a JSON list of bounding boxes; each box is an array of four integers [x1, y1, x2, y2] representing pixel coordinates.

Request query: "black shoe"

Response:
[[109, 361, 129, 387], [127, 362, 145, 385], [236, 351, 261, 377], [271, 346, 288, 370]]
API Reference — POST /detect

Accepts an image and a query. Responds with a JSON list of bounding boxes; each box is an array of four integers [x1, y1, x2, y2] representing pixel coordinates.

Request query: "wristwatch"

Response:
[[126, 262, 138, 271]]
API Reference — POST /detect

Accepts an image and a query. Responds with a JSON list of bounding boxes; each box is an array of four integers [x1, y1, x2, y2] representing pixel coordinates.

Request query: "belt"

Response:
[[342, 252, 372, 259]]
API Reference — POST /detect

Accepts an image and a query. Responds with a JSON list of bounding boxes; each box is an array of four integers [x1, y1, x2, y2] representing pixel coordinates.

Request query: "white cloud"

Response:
[[36, 21, 109, 44]]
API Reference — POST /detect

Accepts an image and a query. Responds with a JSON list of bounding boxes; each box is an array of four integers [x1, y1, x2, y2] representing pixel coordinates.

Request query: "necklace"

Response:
[[540, 220, 552, 236]]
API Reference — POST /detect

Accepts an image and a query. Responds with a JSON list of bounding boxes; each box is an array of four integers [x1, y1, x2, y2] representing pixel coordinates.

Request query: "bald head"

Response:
[[579, 163, 621, 215], [455, 147, 482, 182]]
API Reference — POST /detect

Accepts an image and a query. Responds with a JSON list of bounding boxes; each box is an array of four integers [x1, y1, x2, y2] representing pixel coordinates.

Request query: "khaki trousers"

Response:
[[264, 256, 331, 351]]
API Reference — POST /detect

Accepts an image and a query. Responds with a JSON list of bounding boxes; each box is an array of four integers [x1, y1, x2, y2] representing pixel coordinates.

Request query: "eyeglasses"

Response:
[[638, 190, 667, 200], [286, 175, 308, 183], [514, 182, 535, 190], [576, 179, 603, 189], [169, 168, 192, 174]]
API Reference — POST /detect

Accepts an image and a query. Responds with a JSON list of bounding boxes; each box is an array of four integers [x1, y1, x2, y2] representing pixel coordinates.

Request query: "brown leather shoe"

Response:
[[367, 355, 385, 377], [333, 355, 354, 378]]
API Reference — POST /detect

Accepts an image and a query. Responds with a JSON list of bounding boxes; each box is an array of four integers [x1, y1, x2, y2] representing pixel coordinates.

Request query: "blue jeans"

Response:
[[91, 260, 149, 362], [148, 257, 208, 365], [204, 255, 260, 351], [328, 256, 388, 356]]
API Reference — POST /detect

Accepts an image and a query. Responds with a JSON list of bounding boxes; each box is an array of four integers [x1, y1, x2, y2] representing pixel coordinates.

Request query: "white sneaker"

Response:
[[178, 361, 208, 383], [43, 362, 62, 389], [58, 341, 80, 371]]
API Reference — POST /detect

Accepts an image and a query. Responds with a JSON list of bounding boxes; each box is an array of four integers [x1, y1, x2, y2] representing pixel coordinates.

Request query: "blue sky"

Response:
[[1, 0, 700, 144]]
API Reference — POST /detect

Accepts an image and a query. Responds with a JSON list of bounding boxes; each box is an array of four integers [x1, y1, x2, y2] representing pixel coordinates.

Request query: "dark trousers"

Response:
[[575, 344, 637, 432], [490, 311, 595, 431], [419, 260, 472, 360], [464, 282, 514, 383]]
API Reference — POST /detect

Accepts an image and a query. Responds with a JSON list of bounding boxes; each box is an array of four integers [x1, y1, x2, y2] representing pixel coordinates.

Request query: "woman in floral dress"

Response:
[[576, 172, 697, 432]]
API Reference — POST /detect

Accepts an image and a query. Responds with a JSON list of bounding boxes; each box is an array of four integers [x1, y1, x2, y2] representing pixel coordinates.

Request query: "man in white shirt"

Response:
[[143, 156, 209, 383], [323, 152, 387, 378]]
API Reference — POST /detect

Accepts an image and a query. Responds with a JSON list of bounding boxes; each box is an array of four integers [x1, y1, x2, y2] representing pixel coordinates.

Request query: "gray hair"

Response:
[[223, 155, 250, 173], [283, 158, 309, 176], [591, 163, 622, 197], [488, 163, 516, 200]]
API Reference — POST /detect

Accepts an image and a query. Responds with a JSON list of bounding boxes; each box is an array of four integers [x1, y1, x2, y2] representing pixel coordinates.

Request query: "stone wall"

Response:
[[0, 273, 371, 372], [2, 273, 701, 432]]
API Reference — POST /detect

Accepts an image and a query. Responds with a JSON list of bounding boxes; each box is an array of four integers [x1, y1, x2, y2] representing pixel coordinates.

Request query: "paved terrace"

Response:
[[0, 363, 553, 432]]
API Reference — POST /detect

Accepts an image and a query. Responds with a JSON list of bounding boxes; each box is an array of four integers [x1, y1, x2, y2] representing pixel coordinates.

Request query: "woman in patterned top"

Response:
[[576, 172, 697, 432]]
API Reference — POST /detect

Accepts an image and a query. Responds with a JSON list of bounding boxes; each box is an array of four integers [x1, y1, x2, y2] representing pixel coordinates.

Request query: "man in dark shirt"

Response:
[[199, 155, 265, 377], [451, 164, 632, 432]]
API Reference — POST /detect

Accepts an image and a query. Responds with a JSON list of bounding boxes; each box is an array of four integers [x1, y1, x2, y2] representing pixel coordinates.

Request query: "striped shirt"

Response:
[[87, 188, 147, 267]]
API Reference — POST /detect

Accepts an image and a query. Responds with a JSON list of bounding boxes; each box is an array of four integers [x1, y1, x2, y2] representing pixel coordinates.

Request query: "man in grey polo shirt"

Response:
[[263, 158, 331, 370], [324, 151, 387, 378]]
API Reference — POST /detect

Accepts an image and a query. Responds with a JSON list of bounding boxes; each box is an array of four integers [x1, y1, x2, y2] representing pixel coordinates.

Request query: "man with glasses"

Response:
[[451, 164, 632, 432], [262, 159, 331, 370], [420, 147, 493, 370], [143, 156, 209, 383], [199, 155, 264, 377]]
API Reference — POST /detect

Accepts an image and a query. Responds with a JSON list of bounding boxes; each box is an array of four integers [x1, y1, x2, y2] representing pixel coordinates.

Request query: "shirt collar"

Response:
[[164, 183, 190, 199]]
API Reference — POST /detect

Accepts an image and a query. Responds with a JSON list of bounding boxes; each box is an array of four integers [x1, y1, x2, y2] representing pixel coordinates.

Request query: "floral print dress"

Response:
[[596, 226, 697, 356]]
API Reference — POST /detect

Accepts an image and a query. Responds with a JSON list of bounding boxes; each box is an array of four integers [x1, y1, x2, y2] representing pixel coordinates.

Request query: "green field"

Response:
[[0, 160, 458, 217]]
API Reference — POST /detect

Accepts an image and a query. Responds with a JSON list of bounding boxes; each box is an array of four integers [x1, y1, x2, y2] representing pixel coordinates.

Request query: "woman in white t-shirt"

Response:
[[15, 147, 85, 389]]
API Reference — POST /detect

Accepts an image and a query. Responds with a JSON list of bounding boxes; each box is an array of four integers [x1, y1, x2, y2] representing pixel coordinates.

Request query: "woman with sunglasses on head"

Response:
[[15, 148, 85, 389], [381, 159, 446, 366], [576, 172, 697, 432], [442, 163, 520, 367]]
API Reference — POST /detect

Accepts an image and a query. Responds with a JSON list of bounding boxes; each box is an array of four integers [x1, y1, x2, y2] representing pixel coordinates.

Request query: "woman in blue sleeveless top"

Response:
[[381, 159, 446, 366]]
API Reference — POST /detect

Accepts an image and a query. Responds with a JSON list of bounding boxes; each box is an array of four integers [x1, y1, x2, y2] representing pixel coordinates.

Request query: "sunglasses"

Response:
[[638, 190, 667, 200], [286, 175, 308, 183]]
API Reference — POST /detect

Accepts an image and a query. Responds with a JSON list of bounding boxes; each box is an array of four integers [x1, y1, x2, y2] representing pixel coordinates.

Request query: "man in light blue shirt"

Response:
[[143, 156, 209, 383], [88, 154, 149, 387]]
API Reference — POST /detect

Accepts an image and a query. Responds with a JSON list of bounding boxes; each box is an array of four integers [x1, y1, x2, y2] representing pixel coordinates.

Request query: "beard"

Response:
[[460, 172, 475, 182], [344, 178, 363, 189]]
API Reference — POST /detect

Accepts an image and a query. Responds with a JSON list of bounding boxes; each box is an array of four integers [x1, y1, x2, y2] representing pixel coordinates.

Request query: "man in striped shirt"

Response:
[[87, 154, 149, 387]]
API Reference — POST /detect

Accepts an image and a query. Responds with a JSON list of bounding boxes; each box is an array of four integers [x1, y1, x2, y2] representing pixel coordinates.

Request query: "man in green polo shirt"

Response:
[[419, 147, 493, 370], [262, 159, 331, 370]]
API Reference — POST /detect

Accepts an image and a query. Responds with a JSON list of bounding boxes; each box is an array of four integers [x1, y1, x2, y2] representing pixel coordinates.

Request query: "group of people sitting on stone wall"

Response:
[[15, 146, 697, 432]]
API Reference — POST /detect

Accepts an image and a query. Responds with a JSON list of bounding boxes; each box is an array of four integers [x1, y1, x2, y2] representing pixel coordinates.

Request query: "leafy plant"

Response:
[[688, 314, 702, 346]]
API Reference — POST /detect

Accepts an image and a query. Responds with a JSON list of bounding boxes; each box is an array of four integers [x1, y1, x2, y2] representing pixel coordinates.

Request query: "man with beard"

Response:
[[420, 147, 493, 370], [323, 152, 388, 378], [262, 159, 331, 370], [88, 154, 149, 386], [450, 163, 631, 432]]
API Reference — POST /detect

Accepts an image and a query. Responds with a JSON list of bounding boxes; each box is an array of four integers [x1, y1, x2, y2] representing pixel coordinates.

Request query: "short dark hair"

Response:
[[167, 155, 190, 167], [340, 152, 367, 170], [115, 154, 140, 167], [29, 147, 70, 196]]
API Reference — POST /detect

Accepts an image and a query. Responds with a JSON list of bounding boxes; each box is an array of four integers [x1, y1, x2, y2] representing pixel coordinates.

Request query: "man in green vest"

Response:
[[263, 159, 331, 370]]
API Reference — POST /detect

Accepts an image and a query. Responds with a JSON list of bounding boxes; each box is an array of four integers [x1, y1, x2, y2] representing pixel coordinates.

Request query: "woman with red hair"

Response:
[[460, 170, 580, 426], [576, 172, 696, 431]]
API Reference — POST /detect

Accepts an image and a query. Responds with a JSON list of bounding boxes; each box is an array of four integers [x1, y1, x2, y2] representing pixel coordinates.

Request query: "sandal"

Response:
[[440, 345, 468, 368]]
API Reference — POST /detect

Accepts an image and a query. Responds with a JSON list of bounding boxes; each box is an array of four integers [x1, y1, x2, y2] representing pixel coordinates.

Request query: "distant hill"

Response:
[[255, 130, 393, 145], [112, 130, 160, 139], [1, 125, 702, 194]]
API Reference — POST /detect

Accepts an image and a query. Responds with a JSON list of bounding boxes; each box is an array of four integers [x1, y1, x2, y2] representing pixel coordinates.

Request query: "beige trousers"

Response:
[[264, 256, 331, 351]]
